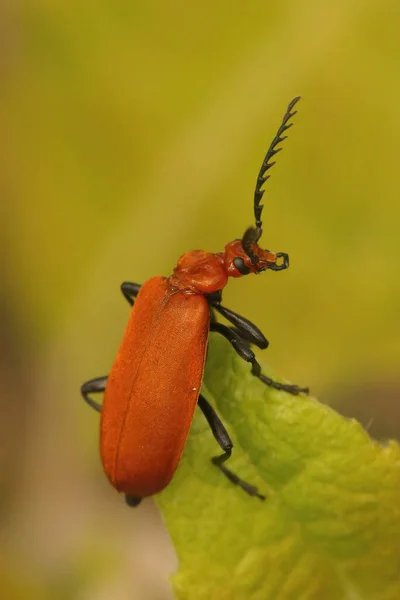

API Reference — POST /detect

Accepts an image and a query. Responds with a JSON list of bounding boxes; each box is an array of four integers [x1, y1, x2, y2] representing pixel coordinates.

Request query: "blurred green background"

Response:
[[1, 1, 400, 598]]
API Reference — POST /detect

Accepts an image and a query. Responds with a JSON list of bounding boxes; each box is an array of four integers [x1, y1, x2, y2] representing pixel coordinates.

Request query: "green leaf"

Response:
[[156, 334, 400, 600]]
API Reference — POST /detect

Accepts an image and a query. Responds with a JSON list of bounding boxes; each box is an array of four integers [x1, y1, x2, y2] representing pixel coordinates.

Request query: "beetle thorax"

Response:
[[168, 250, 228, 294]]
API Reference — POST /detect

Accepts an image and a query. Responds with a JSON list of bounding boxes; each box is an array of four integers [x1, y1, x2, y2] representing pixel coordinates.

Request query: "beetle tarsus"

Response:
[[251, 359, 309, 395]]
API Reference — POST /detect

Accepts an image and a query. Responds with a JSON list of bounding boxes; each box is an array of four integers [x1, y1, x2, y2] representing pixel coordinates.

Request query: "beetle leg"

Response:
[[81, 377, 142, 508], [209, 307, 218, 324], [210, 322, 309, 395], [210, 303, 269, 349], [121, 282, 142, 307], [210, 322, 254, 360], [80, 376, 108, 412], [250, 358, 309, 395], [198, 394, 265, 500], [206, 290, 223, 304], [125, 494, 142, 507]]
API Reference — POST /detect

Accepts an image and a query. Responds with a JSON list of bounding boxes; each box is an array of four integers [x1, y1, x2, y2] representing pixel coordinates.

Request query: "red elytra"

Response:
[[81, 97, 308, 507], [101, 276, 209, 498]]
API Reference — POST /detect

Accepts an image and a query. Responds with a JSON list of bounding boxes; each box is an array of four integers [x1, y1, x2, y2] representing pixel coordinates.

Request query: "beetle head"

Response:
[[223, 96, 299, 279], [224, 228, 289, 278]]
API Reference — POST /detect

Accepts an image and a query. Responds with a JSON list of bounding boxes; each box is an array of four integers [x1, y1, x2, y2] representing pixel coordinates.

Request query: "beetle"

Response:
[[81, 97, 308, 507]]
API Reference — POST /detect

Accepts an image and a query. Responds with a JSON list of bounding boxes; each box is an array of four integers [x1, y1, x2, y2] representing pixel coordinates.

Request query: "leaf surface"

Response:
[[157, 334, 400, 600]]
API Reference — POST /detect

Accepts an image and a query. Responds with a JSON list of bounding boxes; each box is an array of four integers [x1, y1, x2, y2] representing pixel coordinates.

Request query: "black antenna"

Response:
[[254, 96, 300, 235], [241, 97, 300, 266]]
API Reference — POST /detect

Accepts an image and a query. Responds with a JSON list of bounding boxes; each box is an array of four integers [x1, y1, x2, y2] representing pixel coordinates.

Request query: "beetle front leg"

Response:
[[81, 376, 108, 412], [210, 322, 309, 395], [121, 282, 142, 307], [250, 360, 309, 395], [210, 302, 269, 349], [197, 394, 265, 500]]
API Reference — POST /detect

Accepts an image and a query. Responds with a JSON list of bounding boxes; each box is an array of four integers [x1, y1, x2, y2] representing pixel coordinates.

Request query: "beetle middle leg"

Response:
[[121, 282, 142, 306], [198, 394, 265, 500], [81, 376, 108, 412], [210, 322, 309, 395]]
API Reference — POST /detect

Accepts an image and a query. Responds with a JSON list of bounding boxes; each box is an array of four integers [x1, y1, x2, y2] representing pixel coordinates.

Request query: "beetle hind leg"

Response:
[[125, 494, 142, 508], [198, 394, 265, 500], [211, 452, 265, 500]]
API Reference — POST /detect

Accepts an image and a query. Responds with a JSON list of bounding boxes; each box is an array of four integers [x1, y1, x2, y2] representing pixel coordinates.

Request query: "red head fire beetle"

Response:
[[81, 97, 309, 507]]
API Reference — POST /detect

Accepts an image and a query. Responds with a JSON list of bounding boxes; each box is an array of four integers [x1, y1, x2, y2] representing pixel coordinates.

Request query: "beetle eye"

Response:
[[233, 257, 251, 275]]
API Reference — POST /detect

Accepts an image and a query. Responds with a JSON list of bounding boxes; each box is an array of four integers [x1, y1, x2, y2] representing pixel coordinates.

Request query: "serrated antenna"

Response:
[[253, 96, 300, 236]]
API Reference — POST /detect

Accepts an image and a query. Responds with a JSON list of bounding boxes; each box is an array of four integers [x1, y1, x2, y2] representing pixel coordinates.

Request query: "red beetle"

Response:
[[82, 97, 308, 507]]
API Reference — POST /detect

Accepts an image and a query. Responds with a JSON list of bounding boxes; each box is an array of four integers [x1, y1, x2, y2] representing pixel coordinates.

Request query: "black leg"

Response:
[[80, 376, 108, 412], [210, 322, 254, 361], [125, 494, 142, 507], [210, 302, 269, 349], [81, 377, 143, 508], [198, 394, 265, 500], [121, 282, 142, 307], [209, 307, 217, 324], [250, 360, 309, 395], [210, 322, 309, 395]]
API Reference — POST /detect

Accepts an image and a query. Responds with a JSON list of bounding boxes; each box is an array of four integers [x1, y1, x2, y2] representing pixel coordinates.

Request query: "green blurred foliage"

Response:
[[1, 0, 400, 598]]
